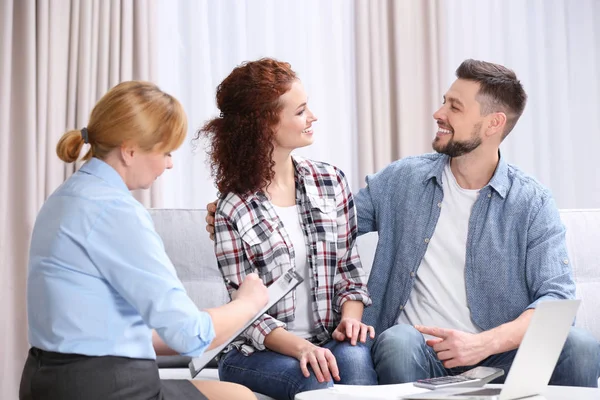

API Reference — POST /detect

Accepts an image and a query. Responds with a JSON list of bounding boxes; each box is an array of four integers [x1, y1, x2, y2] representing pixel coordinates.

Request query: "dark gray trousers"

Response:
[[19, 347, 207, 400]]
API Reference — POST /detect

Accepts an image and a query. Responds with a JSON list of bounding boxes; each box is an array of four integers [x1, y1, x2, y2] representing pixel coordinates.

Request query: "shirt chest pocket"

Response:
[[238, 217, 285, 273], [307, 195, 338, 243]]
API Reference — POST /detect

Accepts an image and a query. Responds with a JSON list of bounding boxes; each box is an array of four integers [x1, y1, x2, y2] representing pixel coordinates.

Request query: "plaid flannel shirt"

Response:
[[214, 156, 372, 355]]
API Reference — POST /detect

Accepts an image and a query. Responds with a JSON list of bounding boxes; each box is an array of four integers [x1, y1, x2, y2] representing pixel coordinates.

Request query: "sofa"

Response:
[[151, 209, 600, 398]]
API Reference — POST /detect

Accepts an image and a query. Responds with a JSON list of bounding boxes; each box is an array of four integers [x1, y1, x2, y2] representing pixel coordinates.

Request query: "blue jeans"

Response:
[[218, 340, 377, 400], [372, 324, 600, 387]]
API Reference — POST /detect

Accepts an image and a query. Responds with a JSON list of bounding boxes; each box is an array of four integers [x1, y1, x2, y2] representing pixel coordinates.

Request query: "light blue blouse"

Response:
[[27, 157, 215, 359]]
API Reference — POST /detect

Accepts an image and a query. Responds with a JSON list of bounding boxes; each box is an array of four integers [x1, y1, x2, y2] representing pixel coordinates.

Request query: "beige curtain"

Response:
[[354, 0, 447, 181], [0, 1, 157, 398]]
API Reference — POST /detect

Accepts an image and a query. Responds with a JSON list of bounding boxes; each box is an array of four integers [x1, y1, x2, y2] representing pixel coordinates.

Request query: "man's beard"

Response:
[[432, 122, 482, 157]]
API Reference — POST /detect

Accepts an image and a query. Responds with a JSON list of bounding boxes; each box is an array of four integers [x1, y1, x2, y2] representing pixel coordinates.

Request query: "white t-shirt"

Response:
[[398, 162, 482, 335], [272, 205, 315, 339]]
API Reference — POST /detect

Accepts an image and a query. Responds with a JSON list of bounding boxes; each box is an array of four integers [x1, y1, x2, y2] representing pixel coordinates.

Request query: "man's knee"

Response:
[[371, 324, 430, 384], [554, 327, 600, 387], [563, 328, 600, 364], [373, 324, 423, 357]]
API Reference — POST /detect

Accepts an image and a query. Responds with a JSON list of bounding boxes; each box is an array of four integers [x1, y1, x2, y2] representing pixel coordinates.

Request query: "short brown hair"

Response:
[[198, 58, 297, 196], [56, 81, 187, 163], [456, 59, 527, 138]]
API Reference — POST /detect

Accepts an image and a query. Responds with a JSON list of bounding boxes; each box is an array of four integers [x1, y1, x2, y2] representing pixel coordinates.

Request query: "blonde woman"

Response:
[[19, 81, 267, 400]]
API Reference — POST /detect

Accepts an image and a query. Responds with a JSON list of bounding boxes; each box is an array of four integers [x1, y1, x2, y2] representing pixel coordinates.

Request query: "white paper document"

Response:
[[189, 268, 304, 378], [299, 384, 429, 400]]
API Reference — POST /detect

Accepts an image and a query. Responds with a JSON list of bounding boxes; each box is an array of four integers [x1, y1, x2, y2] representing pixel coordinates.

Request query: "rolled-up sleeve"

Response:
[[332, 168, 372, 312], [525, 194, 576, 310], [86, 200, 215, 357], [214, 205, 286, 350], [355, 184, 377, 236]]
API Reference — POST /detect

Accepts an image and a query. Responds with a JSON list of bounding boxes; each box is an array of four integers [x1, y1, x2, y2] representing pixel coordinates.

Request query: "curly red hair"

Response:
[[198, 58, 297, 196]]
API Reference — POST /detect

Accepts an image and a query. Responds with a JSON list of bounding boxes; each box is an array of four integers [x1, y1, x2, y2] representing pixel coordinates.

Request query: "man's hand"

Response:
[[415, 325, 493, 369], [332, 318, 375, 345], [205, 201, 217, 241]]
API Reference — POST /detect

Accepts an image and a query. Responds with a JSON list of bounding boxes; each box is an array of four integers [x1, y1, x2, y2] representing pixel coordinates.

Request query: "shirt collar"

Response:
[[487, 152, 509, 198], [424, 151, 509, 199], [79, 157, 130, 193], [424, 153, 450, 184], [292, 154, 311, 177]]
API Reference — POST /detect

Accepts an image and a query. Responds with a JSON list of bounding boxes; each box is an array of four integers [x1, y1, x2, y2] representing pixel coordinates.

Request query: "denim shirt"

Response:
[[356, 153, 576, 335]]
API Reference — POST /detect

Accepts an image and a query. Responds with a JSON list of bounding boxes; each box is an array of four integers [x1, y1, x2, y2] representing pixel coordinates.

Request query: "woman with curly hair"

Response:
[[199, 58, 378, 400]]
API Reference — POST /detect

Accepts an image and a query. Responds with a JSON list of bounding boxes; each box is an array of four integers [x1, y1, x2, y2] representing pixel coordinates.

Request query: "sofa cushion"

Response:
[[149, 209, 229, 309], [560, 209, 600, 341], [150, 208, 600, 343], [150, 209, 276, 399]]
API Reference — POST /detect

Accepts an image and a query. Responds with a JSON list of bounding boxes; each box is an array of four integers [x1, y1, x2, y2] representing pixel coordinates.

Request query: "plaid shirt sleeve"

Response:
[[214, 199, 286, 350], [331, 167, 372, 312]]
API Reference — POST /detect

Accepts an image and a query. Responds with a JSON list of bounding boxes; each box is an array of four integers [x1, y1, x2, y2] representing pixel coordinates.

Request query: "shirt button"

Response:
[[424, 238, 430, 243], [487, 193, 492, 198], [410, 271, 415, 277], [437, 202, 442, 208], [563, 259, 569, 265], [399, 305, 404, 311]]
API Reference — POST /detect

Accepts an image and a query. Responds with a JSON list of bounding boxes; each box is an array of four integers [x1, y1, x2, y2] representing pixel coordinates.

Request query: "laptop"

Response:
[[403, 299, 581, 400]]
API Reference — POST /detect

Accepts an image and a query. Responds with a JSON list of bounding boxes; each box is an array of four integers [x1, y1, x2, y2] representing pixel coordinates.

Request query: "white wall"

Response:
[[155, 0, 359, 208], [442, 0, 600, 209], [156, 0, 600, 209]]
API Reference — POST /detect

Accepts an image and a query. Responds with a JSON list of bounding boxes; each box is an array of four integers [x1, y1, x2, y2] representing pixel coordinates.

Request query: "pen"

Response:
[[224, 278, 239, 290]]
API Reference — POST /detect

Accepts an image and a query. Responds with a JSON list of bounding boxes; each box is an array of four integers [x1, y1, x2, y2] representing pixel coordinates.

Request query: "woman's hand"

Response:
[[234, 273, 269, 314], [296, 342, 340, 383], [332, 318, 375, 345]]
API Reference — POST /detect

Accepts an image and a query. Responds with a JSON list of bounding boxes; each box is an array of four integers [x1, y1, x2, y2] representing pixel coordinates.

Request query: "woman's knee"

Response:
[[334, 342, 372, 363], [218, 349, 331, 399], [333, 342, 378, 385], [294, 374, 333, 395], [191, 380, 256, 400]]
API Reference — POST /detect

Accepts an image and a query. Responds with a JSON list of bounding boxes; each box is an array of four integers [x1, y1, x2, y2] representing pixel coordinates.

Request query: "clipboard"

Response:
[[188, 268, 304, 378]]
